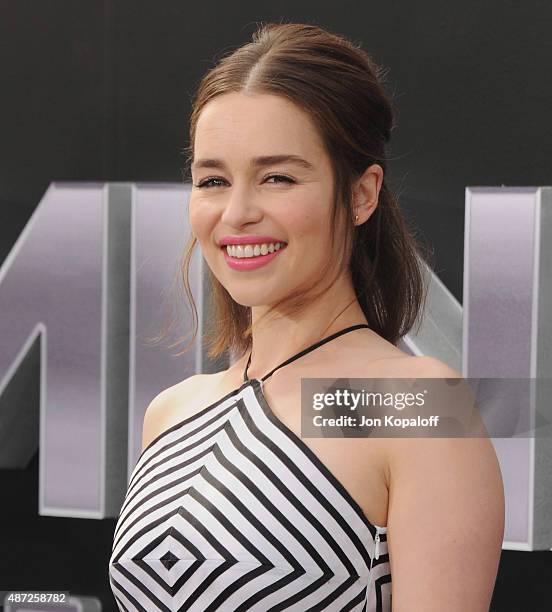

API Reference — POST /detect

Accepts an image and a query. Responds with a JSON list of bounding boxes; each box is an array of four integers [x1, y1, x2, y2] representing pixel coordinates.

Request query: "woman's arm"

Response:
[[385, 357, 505, 611]]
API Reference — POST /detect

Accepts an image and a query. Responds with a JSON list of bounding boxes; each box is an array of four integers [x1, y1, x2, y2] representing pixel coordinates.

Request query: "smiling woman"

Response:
[[109, 21, 504, 612], [175, 24, 430, 359]]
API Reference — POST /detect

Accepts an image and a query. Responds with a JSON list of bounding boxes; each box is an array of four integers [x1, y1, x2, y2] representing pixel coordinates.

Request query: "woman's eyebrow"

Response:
[[191, 154, 314, 171]]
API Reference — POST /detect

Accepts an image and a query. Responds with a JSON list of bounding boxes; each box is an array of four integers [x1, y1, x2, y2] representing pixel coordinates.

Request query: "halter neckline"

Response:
[[243, 323, 370, 384]]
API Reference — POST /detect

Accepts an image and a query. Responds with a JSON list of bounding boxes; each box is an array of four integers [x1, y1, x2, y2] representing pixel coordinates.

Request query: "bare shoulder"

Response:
[[379, 353, 493, 462], [141, 373, 208, 452]]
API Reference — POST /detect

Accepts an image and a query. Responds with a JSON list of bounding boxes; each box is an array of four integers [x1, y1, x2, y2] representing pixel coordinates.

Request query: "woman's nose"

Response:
[[220, 184, 263, 226]]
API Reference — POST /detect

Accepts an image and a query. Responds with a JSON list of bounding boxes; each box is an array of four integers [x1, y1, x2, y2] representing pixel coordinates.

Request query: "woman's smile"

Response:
[[222, 241, 288, 270]]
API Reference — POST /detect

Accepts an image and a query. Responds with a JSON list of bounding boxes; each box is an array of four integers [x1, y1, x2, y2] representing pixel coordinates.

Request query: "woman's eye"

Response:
[[196, 177, 226, 189], [265, 174, 295, 184]]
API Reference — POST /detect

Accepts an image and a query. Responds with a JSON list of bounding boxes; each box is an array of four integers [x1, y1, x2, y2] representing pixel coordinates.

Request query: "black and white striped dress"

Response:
[[109, 324, 392, 611]]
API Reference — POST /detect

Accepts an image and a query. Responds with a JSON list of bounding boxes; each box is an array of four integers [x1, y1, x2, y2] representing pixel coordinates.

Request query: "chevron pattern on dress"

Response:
[[109, 379, 391, 611]]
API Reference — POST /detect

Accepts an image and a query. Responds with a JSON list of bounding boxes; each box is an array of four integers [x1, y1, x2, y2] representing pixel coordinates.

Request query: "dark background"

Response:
[[1, 1, 551, 610]]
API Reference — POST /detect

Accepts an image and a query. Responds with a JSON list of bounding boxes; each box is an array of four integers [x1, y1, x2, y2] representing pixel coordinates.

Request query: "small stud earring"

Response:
[[355, 214, 359, 223]]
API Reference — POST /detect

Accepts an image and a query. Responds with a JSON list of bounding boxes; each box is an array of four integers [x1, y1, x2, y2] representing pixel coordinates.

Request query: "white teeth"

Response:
[[226, 242, 286, 258]]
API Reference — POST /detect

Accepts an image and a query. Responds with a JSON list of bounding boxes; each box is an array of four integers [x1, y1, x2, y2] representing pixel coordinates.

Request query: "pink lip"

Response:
[[218, 235, 287, 247], [222, 244, 287, 270]]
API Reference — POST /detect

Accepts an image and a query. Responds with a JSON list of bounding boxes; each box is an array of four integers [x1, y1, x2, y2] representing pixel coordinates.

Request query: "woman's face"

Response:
[[189, 91, 340, 308]]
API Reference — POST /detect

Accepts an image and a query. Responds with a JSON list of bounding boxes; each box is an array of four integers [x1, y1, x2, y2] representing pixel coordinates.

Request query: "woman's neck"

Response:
[[245, 280, 369, 381]]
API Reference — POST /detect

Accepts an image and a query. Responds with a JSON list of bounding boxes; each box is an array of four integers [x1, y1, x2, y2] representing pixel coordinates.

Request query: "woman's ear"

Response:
[[353, 163, 384, 224]]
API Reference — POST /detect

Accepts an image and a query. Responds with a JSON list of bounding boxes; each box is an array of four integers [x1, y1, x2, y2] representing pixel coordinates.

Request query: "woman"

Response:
[[109, 22, 504, 611]]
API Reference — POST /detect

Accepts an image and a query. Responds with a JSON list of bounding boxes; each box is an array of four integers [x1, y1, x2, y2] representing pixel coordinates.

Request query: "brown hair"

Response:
[[149, 21, 431, 361]]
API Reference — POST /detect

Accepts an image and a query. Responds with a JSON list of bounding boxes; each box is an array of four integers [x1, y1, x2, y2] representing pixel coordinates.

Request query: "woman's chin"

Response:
[[227, 293, 272, 308], [225, 285, 283, 309]]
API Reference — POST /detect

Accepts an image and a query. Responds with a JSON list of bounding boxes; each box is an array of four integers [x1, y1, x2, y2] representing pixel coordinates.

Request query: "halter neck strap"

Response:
[[243, 323, 370, 384]]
